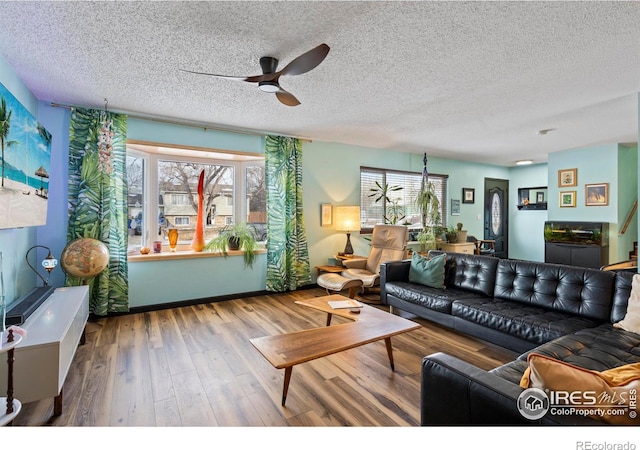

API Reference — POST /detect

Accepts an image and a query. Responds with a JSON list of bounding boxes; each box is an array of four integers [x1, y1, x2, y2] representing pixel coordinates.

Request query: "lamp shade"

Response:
[[334, 206, 361, 232]]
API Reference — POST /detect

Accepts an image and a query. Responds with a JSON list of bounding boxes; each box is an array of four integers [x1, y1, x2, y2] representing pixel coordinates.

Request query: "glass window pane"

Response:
[[126, 154, 145, 250], [491, 192, 502, 235], [158, 160, 234, 244]]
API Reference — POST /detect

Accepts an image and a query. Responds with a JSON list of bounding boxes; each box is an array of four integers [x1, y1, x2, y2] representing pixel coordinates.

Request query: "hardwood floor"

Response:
[[12, 287, 517, 427]]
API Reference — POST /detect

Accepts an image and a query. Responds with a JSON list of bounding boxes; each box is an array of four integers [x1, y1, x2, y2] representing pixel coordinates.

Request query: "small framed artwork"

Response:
[[536, 192, 545, 203], [558, 168, 577, 187], [559, 191, 576, 208], [518, 189, 529, 205], [451, 199, 461, 215], [585, 183, 609, 206], [321, 203, 333, 226], [462, 188, 475, 204]]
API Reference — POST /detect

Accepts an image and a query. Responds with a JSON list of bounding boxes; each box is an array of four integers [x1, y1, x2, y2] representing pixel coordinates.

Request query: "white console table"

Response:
[[0, 285, 89, 417]]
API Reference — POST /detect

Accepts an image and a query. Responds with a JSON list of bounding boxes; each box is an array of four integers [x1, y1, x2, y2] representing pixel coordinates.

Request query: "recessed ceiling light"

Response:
[[516, 160, 533, 165], [537, 128, 555, 136]]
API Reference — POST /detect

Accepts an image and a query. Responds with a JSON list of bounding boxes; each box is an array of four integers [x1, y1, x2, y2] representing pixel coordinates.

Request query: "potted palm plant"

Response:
[[205, 222, 259, 268]]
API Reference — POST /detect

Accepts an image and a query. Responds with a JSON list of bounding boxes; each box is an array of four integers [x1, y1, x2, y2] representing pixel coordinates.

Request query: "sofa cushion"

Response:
[[408, 252, 446, 288], [491, 323, 640, 386], [614, 274, 640, 335], [517, 323, 640, 371], [520, 353, 640, 425], [493, 259, 615, 322], [385, 281, 485, 314], [452, 297, 602, 345]]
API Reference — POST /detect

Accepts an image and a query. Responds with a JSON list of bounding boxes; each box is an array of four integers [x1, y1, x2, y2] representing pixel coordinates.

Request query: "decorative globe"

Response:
[[60, 238, 109, 280]]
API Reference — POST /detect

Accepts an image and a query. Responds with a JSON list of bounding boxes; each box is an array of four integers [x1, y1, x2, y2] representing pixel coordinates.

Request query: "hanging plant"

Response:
[[415, 153, 442, 249]]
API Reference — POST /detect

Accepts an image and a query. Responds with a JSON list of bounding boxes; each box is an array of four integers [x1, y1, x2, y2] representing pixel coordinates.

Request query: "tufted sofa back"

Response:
[[431, 251, 499, 297], [610, 270, 635, 323], [494, 259, 616, 322]]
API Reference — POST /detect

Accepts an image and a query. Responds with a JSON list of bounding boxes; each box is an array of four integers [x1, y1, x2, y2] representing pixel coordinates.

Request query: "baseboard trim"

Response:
[[93, 283, 320, 318]]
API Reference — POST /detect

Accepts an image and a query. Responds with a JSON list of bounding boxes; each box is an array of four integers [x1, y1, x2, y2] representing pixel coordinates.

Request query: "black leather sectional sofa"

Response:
[[379, 251, 640, 425]]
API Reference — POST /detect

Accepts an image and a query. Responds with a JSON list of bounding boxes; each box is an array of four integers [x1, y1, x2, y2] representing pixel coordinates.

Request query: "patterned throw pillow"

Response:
[[614, 274, 640, 335]]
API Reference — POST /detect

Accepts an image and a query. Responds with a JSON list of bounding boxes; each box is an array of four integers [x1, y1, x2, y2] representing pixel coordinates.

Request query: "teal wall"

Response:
[[547, 144, 638, 263], [127, 117, 265, 154], [126, 119, 267, 307], [508, 163, 549, 261], [618, 143, 638, 262]]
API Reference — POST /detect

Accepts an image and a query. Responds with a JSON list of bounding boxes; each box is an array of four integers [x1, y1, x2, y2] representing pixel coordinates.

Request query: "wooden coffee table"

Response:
[[250, 294, 420, 406]]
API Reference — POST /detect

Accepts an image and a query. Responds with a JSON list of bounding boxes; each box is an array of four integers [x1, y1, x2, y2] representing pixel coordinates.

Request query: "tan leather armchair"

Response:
[[341, 224, 409, 288]]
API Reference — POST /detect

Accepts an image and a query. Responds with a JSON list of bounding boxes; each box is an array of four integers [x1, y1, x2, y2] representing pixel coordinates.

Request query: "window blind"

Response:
[[360, 166, 447, 232]]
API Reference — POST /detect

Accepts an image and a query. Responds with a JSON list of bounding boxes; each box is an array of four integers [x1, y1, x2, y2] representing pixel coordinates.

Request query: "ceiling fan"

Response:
[[181, 43, 330, 107]]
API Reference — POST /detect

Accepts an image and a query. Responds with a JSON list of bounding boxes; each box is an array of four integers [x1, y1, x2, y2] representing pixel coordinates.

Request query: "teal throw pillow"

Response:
[[408, 252, 446, 289]]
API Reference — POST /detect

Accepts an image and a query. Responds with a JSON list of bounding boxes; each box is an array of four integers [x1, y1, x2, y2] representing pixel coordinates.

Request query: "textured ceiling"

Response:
[[0, 1, 638, 166]]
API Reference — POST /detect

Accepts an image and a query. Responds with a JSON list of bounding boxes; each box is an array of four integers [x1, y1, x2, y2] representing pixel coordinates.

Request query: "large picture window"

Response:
[[360, 166, 447, 233], [126, 143, 265, 252]]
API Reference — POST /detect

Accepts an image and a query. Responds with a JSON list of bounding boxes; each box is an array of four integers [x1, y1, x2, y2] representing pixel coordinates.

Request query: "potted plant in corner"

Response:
[[204, 222, 259, 268]]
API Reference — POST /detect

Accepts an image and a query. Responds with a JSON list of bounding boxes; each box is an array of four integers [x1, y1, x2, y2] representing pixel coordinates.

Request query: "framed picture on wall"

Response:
[[321, 203, 333, 226], [558, 168, 577, 187], [451, 199, 461, 215], [585, 183, 609, 206], [536, 192, 545, 203], [462, 188, 475, 204], [559, 191, 576, 208]]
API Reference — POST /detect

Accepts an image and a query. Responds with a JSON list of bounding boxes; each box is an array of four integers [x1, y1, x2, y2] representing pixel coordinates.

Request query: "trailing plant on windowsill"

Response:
[[204, 222, 259, 268]]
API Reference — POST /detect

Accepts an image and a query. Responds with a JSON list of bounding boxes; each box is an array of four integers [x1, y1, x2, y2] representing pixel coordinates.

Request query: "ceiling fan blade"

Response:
[[276, 89, 301, 107], [278, 43, 330, 77], [179, 69, 278, 83]]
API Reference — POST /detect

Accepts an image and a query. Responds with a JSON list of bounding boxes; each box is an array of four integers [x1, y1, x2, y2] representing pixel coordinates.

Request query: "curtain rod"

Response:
[[49, 102, 312, 143]]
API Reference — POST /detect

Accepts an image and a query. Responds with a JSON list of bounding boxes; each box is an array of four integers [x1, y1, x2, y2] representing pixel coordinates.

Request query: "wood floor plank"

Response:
[[13, 287, 517, 427], [171, 370, 218, 426], [154, 397, 181, 426], [148, 346, 174, 403], [110, 314, 155, 426], [73, 342, 118, 426]]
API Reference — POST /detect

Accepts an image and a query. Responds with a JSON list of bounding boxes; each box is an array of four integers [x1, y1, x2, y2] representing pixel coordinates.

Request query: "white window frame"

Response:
[[127, 145, 265, 250], [174, 216, 190, 226]]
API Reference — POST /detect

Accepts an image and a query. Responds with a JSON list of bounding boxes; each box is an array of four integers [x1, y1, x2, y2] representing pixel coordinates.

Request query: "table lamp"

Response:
[[26, 245, 58, 287], [334, 206, 361, 255]]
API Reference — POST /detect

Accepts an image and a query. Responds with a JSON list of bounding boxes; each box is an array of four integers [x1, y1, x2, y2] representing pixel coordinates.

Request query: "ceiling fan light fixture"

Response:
[[258, 81, 280, 93]]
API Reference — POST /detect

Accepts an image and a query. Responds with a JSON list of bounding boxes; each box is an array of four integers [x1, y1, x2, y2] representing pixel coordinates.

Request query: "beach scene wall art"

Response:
[[0, 82, 52, 229]]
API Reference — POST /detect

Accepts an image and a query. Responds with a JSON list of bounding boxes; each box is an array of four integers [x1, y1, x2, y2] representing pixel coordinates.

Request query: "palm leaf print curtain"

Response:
[[67, 107, 129, 315], [265, 135, 311, 291]]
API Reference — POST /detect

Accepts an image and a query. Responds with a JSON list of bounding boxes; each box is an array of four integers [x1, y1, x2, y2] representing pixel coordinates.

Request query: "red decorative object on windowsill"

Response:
[[191, 170, 206, 252]]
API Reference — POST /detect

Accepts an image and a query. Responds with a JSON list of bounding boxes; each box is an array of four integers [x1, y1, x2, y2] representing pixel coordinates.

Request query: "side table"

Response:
[[0, 329, 22, 426], [315, 265, 344, 274]]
